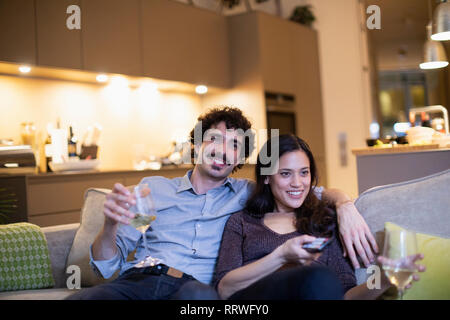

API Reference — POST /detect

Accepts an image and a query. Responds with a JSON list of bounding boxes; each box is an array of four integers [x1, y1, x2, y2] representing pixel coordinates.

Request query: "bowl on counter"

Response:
[[366, 138, 378, 147], [406, 126, 435, 145]]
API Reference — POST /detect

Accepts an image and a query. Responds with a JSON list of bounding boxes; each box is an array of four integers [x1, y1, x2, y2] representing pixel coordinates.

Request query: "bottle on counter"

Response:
[[20, 122, 36, 149], [44, 131, 52, 172], [51, 117, 68, 165], [68, 126, 78, 158], [39, 123, 55, 173], [421, 112, 432, 128]]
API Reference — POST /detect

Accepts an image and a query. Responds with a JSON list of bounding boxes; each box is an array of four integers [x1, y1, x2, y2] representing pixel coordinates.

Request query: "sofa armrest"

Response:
[[42, 223, 80, 289]]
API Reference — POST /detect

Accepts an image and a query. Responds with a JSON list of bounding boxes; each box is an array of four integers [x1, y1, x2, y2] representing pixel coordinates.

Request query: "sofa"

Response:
[[0, 169, 449, 300]]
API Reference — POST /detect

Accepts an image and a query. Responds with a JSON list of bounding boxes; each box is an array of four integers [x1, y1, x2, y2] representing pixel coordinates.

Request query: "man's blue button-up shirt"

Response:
[[90, 170, 323, 285]]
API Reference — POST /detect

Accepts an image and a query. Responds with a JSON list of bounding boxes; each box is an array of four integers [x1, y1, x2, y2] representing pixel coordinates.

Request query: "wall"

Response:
[[0, 75, 202, 170], [198, 0, 373, 196], [200, 13, 266, 166], [286, 0, 373, 197]]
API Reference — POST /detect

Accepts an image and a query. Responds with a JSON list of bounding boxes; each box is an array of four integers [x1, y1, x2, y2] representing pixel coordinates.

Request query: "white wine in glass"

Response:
[[381, 229, 417, 299], [128, 183, 162, 268]]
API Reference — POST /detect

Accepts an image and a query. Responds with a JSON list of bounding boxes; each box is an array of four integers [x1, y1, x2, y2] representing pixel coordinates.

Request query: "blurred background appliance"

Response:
[[0, 145, 36, 174], [265, 91, 297, 137]]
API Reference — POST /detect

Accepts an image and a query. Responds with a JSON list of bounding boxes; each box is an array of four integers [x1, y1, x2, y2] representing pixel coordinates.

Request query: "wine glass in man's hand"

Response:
[[127, 183, 163, 268]]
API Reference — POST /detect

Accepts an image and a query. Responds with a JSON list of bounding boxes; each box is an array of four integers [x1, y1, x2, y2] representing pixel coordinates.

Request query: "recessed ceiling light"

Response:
[[19, 66, 31, 74], [96, 74, 109, 83], [195, 85, 208, 95]]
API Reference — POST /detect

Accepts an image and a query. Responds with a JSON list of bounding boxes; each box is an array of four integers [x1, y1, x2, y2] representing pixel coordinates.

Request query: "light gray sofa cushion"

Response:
[[42, 223, 79, 289], [353, 169, 450, 285], [355, 168, 450, 238], [0, 288, 74, 300]]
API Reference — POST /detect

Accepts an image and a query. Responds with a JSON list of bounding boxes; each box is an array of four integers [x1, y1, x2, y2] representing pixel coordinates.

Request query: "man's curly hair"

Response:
[[189, 106, 255, 172]]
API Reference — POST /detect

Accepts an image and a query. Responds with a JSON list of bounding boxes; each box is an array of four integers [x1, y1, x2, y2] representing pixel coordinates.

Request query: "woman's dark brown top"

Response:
[[213, 211, 357, 293]]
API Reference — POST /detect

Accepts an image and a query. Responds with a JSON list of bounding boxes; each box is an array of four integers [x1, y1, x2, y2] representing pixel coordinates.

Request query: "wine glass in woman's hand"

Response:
[[379, 229, 424, 299]]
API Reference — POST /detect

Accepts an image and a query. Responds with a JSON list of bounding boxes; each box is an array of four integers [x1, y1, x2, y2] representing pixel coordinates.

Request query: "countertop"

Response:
[[351, 144, 450, 156], [0, 164, 193, 178]]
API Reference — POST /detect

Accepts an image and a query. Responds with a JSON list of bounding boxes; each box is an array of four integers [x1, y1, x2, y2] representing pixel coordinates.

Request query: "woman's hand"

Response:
[[377, 253, 426, 291], [277, 235, 321, 265], [336, 201, 378, 269]]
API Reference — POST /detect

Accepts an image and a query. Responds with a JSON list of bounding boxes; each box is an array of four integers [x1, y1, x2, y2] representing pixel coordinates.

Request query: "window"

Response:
[[378, 70, 428, 137]]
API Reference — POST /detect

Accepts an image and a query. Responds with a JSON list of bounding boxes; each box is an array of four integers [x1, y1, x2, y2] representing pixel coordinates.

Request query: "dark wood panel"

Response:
[[36, 0, 82, 69], [81, 0, 141, 75], [0, 176, 28, 224], [27, 175, 124, 215], [28, 210, 80, 227], [0, 0, 37, 64], [141, 0, 230, 87], [258, 13, 295, 94]]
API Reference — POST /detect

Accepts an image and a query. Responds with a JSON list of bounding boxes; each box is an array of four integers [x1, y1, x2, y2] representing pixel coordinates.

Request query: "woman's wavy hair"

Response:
[[244, 134, 336, 237]]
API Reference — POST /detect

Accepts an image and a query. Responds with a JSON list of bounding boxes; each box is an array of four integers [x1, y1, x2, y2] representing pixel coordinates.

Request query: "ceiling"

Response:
[[365, 0, 432, 44]]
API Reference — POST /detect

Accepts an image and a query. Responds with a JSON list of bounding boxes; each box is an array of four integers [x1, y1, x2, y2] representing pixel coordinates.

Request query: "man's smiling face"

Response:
[[195, 121, 245, 180]]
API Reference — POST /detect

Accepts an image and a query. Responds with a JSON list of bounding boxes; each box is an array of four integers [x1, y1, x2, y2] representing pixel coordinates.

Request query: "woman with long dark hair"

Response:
[[214, 134, 424, 300]]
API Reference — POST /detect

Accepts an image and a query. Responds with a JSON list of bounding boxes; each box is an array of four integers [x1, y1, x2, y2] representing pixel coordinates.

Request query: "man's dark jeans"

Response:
[[228, 266, 345, 300], [65, 267, 219, 300]]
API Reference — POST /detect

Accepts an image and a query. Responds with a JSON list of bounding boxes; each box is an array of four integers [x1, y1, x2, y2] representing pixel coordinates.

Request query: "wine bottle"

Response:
[[44, 130, 52, 172], [68, 126, 78, 158]]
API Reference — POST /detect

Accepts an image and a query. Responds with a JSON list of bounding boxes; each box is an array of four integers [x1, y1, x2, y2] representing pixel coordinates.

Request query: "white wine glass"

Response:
[[381, 229, 418, 299], [127, 183, 163, 268]]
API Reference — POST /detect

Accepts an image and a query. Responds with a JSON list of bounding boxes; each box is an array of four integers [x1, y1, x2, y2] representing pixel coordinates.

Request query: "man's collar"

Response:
[[177, 170, 195, 193], [177, 170, 236, 194]]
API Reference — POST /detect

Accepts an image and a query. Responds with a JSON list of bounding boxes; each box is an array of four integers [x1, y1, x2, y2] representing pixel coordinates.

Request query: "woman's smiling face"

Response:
[[265, 150, 311, 213]]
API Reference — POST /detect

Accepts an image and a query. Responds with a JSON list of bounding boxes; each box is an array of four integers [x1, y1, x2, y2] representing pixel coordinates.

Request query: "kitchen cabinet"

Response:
[[1, 0, 230, 87], [228, 12, 327, 185], [353, 146, 450, 194], [0, 176, 28, 224], [259, 14, 326, 184], [81, 0, 141, 76], [1, 165, 255, 227], [35, 0, 82, 69], [257, 14, 295, 95], [0, 0, 37, 65], [140, 0, 230, 87], [289, 22, 327, 172], [2, 168, 186, 227]]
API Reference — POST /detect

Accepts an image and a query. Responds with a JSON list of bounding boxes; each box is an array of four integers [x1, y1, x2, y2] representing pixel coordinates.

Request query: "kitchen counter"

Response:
[[351, 144, 448, 156], [352, 145, 450, 194], [0, 164, 255, 227]]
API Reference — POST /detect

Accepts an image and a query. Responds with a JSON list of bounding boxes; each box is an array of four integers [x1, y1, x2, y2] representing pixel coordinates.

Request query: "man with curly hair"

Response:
[[67, 106, 377, 300]]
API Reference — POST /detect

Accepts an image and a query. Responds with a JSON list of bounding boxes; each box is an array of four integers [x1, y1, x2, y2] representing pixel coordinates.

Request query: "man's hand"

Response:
[[103, 183, 136, 228], [337, 201, 379, 269]]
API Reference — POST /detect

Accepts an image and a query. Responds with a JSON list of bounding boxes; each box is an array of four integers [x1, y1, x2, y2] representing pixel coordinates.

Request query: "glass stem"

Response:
[[142, 231, 150, 257], [398, 289, 404, 300]]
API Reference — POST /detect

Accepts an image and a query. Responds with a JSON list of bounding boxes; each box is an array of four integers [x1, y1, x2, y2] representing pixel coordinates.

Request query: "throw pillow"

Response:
[[0, 223, 54, 291], [66, 187, 136, 287], [66, 188, 115, 287], [383, 222, 450, 300]]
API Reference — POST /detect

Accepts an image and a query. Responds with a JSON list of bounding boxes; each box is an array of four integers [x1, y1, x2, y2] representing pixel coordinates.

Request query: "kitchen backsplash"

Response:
[[0, 75, 203, 170]]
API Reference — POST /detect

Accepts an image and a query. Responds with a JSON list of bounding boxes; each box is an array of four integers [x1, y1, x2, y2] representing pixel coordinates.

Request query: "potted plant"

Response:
[[0, 187, 18, 224], [289, 5, 316, 27]]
